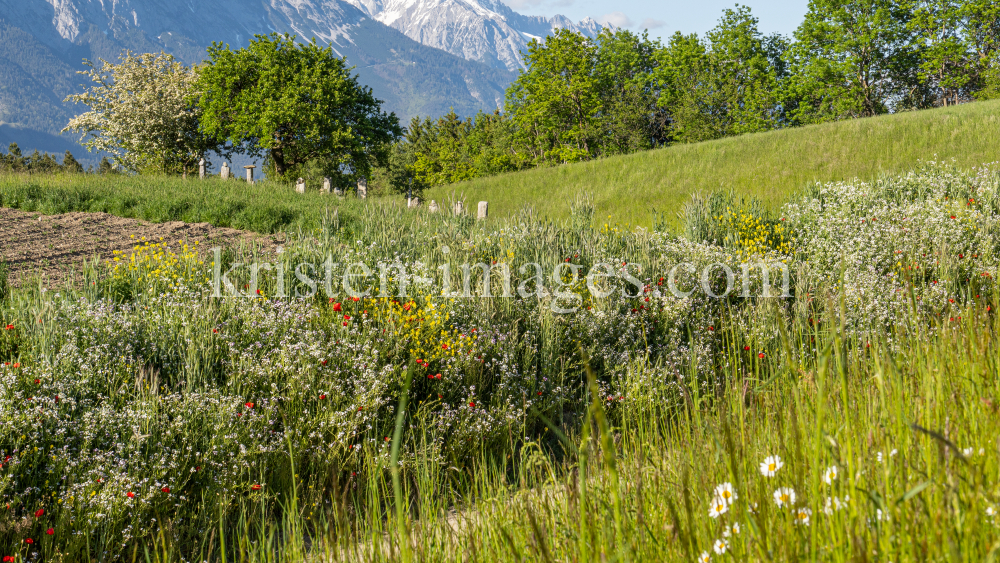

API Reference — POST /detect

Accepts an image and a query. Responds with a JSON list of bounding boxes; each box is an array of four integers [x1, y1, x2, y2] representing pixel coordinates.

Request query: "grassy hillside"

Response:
[[424, 99, 1000, 228]]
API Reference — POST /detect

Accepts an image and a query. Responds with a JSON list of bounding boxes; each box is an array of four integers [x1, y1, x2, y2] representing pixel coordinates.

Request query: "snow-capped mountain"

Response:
[[344, 0, 604, 70], [0, 0, 518, 145]]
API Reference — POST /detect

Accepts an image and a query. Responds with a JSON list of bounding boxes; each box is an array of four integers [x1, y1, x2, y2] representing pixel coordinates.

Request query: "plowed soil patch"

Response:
[[0, 207, 284, 287]]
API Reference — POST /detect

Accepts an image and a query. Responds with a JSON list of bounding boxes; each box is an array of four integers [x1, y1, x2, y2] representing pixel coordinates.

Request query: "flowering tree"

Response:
[[63, 52, 225, 174]]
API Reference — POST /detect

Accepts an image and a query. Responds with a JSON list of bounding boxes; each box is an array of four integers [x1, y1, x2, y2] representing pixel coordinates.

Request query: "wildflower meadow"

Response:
[[1, 161, 999, 561]]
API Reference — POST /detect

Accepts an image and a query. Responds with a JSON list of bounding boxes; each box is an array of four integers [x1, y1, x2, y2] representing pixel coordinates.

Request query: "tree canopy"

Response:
[[195, 33, 402, 185], [63, 52, 220, 174]]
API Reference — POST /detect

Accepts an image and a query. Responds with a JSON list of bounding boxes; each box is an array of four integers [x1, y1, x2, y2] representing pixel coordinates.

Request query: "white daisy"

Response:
[[963, 447, 973, 457], [773, 487, 796, 508], [987, 506, 996, 517], [795, 507, 812, 526], [714, 482, 738, 506], [759, 455, 784, 477], [824, 495, 847, 514], [698, 551, 711, 563], [708, 497, 729, 519], [713, 539, 729, 555], [731, 522, 741, 534], [823, 465, 838, 485]]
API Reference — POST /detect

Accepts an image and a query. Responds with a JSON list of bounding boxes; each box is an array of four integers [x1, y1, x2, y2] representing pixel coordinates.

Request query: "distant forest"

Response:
[[6, 1, 998, 192], [382, 1, 999, 192]]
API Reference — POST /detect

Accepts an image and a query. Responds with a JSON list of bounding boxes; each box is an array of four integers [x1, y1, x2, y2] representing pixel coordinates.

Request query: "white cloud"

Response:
[[638, 17, 666, 30], [596, 11, 633, 28]]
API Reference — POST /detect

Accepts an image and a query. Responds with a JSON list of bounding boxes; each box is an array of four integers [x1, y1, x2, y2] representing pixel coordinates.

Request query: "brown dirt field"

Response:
[[0, 207, 285, 287]]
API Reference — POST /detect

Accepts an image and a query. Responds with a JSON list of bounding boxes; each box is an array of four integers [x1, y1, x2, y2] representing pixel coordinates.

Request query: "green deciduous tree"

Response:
[[962, 0, 1000, 99], [196, 33, 402, 186], [507, 28, 665, 163], [63, 52, 219, 174], [507, 29, 602, 162], [656, 6, 786, 143], [786, 0, 924, 122], [911, 0, 977, 105]]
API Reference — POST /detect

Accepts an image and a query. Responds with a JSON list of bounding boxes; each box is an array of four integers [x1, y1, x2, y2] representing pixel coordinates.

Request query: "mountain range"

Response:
[[0, 0, 602, 159]]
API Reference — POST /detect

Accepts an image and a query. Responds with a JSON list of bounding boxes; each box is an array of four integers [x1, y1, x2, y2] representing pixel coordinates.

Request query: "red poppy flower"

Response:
[[537, 391, 542, 395], [319, 394, 326, 400], [743, 345, 750, 351], [212, 328, 219, 334], [332, 302, 342, 311], [343, 314, 351, 320], [24, 539, 32, 545], [126, 492, 135, 498], [33, 379, 40, 385], [251, 484, 262, 491], [161, 487, 170, 493], [468, 402, 475, 408], [758, 352, 765, 359], [442, 344, 448, 350], [342, 321, 348, 327], [34, 508, 44, 518], [256, 289, 262, 295], [4, 324, 12, 330], [321, 360, 328, 365], [708, 326, 714, 331], [46, 528, 54, 535], [351, 296, 361, 302], [245, 402, 254, 409], [5, 555, 15, 561], [384, 437, 390, 442], [12, 363, 19, 369]]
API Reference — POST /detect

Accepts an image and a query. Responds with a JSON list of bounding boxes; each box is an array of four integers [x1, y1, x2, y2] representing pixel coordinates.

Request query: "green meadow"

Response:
[[425, 100, 1000, 227], [1, 104, 999, 561]]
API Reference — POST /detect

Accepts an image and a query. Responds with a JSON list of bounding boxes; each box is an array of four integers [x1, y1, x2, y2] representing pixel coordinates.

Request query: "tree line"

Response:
[[20, 1, 999, 191], [385, 0, 1000, 192], [0, 143, 116, 174], [58, 35, 400, 189]]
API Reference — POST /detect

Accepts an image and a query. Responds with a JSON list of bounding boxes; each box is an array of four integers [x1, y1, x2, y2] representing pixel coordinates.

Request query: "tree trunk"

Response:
[[272, 146, 286, 177]]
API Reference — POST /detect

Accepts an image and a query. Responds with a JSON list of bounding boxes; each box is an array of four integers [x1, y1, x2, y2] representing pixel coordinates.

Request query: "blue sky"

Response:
[[503, 0, 811, 39]]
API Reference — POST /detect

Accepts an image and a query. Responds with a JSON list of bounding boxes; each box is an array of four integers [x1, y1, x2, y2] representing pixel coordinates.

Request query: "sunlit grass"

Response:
[[425, 99, 1000, 228]]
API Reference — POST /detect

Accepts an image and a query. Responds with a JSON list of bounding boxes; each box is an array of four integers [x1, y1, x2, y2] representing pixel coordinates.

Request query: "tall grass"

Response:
[[3, 102, 998, 236], [0, 173, 384, 234], [0, 163, 998, 561], [321, 298, 1000, 562], [98, 294, 1000, 562], [425, 99, 1000, 228]]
